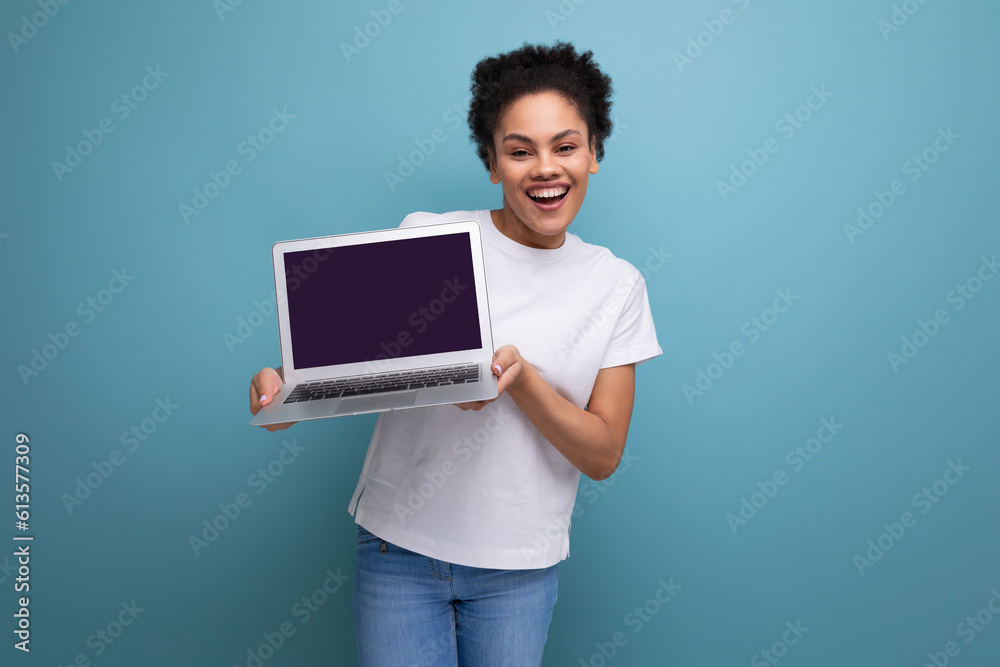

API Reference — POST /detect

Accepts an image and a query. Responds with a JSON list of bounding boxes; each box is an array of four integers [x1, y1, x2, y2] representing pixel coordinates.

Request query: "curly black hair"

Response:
[[467, 41, 614, 171]]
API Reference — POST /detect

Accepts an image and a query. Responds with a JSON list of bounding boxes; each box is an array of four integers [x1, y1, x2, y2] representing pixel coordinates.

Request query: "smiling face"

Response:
[[488, 90, 599, 249]]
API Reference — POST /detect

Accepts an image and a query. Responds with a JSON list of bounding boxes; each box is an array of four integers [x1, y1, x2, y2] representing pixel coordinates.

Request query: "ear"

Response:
[[589, 136, 599, 175], [488, 148, 501, 184]]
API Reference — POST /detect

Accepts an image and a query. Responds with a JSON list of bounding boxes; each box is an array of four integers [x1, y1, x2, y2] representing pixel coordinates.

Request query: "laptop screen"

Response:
[[284, 232, 483, 370]]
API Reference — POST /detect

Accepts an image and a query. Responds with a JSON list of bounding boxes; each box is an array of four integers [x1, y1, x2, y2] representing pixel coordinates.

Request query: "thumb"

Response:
[[259, 371, 283, 406], [491, 345, 517, 377]]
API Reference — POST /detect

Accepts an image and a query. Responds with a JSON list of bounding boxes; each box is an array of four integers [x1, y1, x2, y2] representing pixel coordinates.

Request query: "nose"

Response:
[[531, 149, 560, 178]]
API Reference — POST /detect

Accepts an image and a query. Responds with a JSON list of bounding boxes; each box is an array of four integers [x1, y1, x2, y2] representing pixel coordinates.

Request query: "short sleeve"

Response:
[[600, 273, 663, 369], [399, 211, 432, 228]]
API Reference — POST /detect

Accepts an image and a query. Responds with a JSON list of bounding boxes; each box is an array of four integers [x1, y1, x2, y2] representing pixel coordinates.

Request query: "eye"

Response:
[[510, 149, 530, 158], [556, 144, 577, 153]]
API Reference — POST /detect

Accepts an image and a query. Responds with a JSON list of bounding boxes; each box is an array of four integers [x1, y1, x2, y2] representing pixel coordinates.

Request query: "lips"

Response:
[[526, 183, 569, 209]]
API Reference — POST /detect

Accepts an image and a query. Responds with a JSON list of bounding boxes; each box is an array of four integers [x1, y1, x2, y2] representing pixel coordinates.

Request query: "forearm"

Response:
[[507, 363, 623, 480]]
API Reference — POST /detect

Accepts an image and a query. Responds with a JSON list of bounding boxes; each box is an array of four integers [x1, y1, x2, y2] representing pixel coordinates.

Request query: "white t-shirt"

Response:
[[349, 209, 662, 569]]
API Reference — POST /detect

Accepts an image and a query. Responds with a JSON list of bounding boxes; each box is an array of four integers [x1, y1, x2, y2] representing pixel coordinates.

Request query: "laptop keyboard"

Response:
[[283, 363, 481, 404]]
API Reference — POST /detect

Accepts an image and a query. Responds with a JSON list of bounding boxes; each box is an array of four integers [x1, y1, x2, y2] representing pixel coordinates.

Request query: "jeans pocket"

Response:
[[357, 524, 383, 546]]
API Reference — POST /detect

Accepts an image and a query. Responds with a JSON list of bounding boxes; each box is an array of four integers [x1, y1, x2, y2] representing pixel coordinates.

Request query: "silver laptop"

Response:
[[249, 219, 498, 425]]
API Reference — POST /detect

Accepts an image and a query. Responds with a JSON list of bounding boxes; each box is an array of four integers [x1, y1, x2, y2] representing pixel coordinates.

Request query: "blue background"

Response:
[[2, 1, 998, 665]]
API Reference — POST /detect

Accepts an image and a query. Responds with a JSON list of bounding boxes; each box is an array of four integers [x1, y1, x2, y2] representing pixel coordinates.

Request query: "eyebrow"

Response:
[[501, 129, 581, 145]]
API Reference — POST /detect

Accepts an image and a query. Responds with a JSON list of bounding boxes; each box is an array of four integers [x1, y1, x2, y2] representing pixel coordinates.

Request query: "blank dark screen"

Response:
[[285, 232, 482, 369]]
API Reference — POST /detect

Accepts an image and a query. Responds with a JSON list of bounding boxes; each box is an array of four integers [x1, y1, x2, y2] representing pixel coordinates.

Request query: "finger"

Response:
[[496, 363, 521, 397], [250, 381, 271, 415], [251, 371, 282, 413], [491, 346, 517, 376], [263, 374, 282, 404], [250, 381, 263, 415], [263, 421, 295, 432], [497, 373, 517, 397], [453, 399, 493, 411], [491, 355, 507, 377]]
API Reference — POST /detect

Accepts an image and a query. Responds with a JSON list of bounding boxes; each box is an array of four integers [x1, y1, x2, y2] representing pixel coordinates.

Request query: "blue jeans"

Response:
[[353, 525, 558, 666]]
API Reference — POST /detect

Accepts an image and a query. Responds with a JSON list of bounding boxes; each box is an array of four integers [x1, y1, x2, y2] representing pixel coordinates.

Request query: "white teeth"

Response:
[[528, 186, 568, 199]]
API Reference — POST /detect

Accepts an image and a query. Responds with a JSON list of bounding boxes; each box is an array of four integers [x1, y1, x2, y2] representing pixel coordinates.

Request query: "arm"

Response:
[[460, 346, 636, 480], [510, 361, 635, 481]]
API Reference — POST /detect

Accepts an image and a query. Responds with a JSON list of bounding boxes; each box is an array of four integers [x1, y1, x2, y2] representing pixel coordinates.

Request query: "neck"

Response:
[[490, 206, 566, 250]]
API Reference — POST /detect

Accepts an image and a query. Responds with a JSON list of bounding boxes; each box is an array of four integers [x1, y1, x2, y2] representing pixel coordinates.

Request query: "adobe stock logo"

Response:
[[544, 0, 592, 31], [558, 246, 670, 362], [54, 599, 145, 665], [7, 0, 73, 54], [750, 620, 809, 667], [179, 107, 295, 224], [51, 66, 169, 182], [17, 268, 135, 386], [725, 417, 844, 534], [360, 276, 470, 374], [877, 0, 933, 40], [61, 397, 179, 515], [844, 127, 959, 244], [886, 253, 996, 372], [213, 0, 247, 21], [578, 577, 682, 666], [339, 0, 413, 63], [572, 451, 638, 520], [671, 0, 754, 73], [921, 588, 1000, 667], [852, 459, 970, 576], [393, 402, 511, 524], [231, 565, 350, 667], [384, 92, 478, 192], [188, 439, 306, 557], [716, 85, 833, 202], [682, 288, 799, 404]]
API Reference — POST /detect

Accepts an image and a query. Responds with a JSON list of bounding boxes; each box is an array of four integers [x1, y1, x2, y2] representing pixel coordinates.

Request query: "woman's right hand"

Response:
[[250, 367, 297, 431]]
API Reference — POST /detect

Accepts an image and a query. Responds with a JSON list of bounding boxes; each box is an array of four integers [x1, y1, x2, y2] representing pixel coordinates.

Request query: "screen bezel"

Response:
[[270, 220, 494, 385]]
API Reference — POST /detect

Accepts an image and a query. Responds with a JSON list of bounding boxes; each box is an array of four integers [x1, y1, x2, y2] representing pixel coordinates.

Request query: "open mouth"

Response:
[[527, 186, 569, 206]]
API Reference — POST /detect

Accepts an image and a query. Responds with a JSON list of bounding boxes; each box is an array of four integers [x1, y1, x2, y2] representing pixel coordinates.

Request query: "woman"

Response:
[[249, 41, 661, 666]]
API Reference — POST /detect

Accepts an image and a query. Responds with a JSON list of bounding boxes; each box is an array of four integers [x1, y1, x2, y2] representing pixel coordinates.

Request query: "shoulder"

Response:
[[567, 233, 643, 288], [399, 210, 485, 229]]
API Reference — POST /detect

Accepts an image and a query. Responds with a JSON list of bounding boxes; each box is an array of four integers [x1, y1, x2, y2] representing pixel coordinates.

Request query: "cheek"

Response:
[[501, 180, 520, 198]]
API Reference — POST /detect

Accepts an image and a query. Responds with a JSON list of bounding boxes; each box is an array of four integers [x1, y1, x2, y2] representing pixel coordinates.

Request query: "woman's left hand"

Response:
[[453, 344, 527, 411]]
